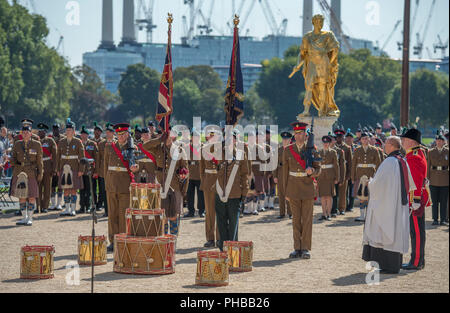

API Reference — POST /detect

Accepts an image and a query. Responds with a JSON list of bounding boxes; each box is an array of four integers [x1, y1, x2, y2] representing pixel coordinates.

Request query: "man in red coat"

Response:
[[401, 128, 431, 270]]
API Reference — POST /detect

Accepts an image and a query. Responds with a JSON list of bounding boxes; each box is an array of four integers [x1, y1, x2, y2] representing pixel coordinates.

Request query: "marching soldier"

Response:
[[345, 131, 356, 212], [317, 135, 339, 221], [142, 130, 189, 237], [135, 127, 157, 184], [48, 123, 64, 211], [273, 131, 293, 219], [11, 124, 43, 226], [104, 123, 139, 251], [97, 122, 115, 217], [401, 128, 431, 270], [334, 128, 352, 215], [330, 133, 345, 217], [282, 122, 321, 259], [185, 130, 205, 217], [199, 130, 221, 247], [58, 119, 85, 217], [215, 130, 249, 251], [79, 126, 99, 214], [351, 132, 381, 222], [36, 123, 57, 214], [427, 132, 449, 226]]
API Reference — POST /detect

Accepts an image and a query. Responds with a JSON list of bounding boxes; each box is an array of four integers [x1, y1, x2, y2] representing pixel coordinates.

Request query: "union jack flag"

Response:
[[156, 15, 174, 133]]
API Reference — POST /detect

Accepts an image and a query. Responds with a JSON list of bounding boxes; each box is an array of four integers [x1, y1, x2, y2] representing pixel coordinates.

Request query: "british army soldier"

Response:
[[104, 123, 139, 251], [135, 127, 157, 184], [330, 133, 345, 217], [427, 132, 449, 226], [401, 129, 431, 270], [12, 124, 43, 226], [79, 126, 99, 214], [200, 130, 222, 247], [48, 123, 64, 211], [273, 131, 293, 219], [97, 123, 115, 217], [185, 130, 205, 218], [215, 130, 249, 251], [351, 132, 381, 222], [243, 131, 260, 215], [263, 129, 276, 210], [36, 123, 57, 214], [14, 119, 40, 142], [334, 128, 352, 215], [91, 122, 104, 209], [282, 122, 321, 259], [58, 119, 85, 217], [317, 135, 339, 221]]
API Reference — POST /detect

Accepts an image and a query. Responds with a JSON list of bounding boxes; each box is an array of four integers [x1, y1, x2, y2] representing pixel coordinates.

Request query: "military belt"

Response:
[[432, 166, 448, 170], [205, 169, 217, 174], [357, 164, 376, 169], [289, 171, 308, 177], [61, 155, 79, 160], [108, 166, 128, 172], [138, 159, 154, 163], [321, 164, 334, 169]]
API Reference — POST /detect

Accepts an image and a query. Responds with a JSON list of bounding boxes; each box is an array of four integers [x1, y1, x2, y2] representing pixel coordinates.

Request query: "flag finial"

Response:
[[234, 14, 240, 27], [167, 13, 173, 25]]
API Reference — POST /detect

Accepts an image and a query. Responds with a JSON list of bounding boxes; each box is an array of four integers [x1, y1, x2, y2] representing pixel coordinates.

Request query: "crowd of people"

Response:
[[0, 116, 448, 270]]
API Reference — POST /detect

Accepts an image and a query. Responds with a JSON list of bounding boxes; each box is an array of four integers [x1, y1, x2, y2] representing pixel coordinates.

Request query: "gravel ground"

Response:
[[0, 200, 448, 293]]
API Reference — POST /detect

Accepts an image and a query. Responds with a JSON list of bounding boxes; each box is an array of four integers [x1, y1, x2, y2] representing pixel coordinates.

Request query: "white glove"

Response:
[[411, 202, 421, 211]]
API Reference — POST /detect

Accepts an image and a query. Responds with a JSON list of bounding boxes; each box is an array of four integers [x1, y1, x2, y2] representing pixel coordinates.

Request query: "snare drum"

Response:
[[129, 183, 161, 209], [223, 241, 253, 272], [20, 245, 54, 279], [126, 208, 166, 237], [78, 235, 107, 266], [195, 251, 229, 287], [113, 234, 176, 275]]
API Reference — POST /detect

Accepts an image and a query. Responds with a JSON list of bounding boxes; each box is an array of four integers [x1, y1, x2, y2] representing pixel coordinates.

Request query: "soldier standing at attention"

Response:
[[12, 124, 43, 226], [263, 129, 276, 210], [135, 127, 157, 184], [104, 123, 139, 251], [345, 130, 356, 212], [36, 123, 57, 214], [330, 133, 345, 217], [79, 126, 99, 214], [282, 122, 321, 259], [351, 132, 381, 222], [427, 132, 449, 226], [215, 130, 249, 252], [185, 130, 205, 218], [334, 128, 352, 215], [58, 119, 85, 217], [243, 131, 260, 215], [92, 122, 104, 210], [199, 130, 221, 247], [273, 131, 293, 219], [48, 123, 64, 211], [317, 135, 339, 221], [97, 123, 115, 217]]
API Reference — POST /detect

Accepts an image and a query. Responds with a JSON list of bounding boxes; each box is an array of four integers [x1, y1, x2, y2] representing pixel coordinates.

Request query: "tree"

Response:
[[172, 78, 201, 127], [173, 65, 223, 91], [118, 63, 160, 124]]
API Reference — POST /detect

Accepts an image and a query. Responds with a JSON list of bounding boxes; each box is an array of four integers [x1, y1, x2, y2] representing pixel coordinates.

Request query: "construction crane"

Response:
[[413, 0, 436, 59], [136, 0, 157, 44], [316, 0, 352, 53], [433, 35, 449, 58], [256, 0, 289, 37], [198, 0, 224, 35], [411, 0, 420, 35], [240, 0, 257, 33], [381, 19, 401, 52]]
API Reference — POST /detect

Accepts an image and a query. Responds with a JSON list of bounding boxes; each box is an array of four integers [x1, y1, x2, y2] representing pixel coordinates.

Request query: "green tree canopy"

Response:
[[173, 65, 223, 91], [172, 78, 201, 127]]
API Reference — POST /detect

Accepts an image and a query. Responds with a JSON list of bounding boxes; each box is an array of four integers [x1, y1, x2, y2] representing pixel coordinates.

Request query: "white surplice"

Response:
[[362, 155, 416, 254]]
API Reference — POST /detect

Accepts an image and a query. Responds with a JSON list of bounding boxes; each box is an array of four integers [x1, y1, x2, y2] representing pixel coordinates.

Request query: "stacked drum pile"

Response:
[[113, 183, 176, 275]]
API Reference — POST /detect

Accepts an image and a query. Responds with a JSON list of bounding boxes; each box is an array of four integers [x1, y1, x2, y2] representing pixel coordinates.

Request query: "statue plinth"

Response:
[[297, 115, 338, 149]]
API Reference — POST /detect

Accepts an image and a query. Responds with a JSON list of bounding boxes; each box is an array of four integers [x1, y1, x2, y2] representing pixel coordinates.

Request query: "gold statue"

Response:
[[290, 14, 340, 117]]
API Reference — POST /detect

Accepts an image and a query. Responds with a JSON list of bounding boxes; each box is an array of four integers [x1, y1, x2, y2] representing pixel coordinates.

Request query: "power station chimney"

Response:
[[303, 0, 313, 35], [99, 0, 115, 49], [121, 0, 136, 46], [330, 0, 341, 35]]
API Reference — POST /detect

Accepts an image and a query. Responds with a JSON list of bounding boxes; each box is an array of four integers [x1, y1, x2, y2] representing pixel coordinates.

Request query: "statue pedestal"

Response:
[[297, 115, 338, 149]]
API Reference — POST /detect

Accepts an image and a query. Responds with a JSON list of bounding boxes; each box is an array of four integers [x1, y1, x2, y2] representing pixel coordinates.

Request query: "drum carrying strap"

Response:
[[14, 172, 29, 199], [137, 143, 156, 164]]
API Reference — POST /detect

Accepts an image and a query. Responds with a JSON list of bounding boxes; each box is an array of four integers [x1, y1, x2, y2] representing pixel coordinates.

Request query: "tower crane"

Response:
[[433, 35, 449, 58], [136, 0, 157, 44], [413, 0, 436, 59], [381, 19, 401, 52]]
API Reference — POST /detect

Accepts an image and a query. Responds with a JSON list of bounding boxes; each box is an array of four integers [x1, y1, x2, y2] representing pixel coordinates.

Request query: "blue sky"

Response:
[[15, 0, 450, 67]]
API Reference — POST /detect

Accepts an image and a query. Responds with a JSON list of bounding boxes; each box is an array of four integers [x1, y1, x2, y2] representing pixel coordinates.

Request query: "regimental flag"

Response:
[[156, 14, 174, 133], [224, 15, 244, 127]]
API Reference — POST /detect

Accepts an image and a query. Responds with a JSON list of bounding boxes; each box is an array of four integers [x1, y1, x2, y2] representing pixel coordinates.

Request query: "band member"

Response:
[[49, 123, 64, 211], [273, 131, 293, 219], [142, 130, 189, 237], [330, 133, 345, 217], [104, 123, 139, 251], [136, 127, 157, 184], [215, 130, 249, 251], [401, 129, 431, 270], [58, 119, 85, 217], [351, 132, 381, 222], [97, 123, 115, 217], [36, 123, 57, 214], [200, 130, 221, 247], [317, 135, 339, 221], [334, 128, 352, 215], [345, 131, 356, 212], [185, 130, 205, 217], [11, 124, 43, 226], [427, 132, 449, 226], [79, 126, 99, 214], [283, 122, 321, 259]]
